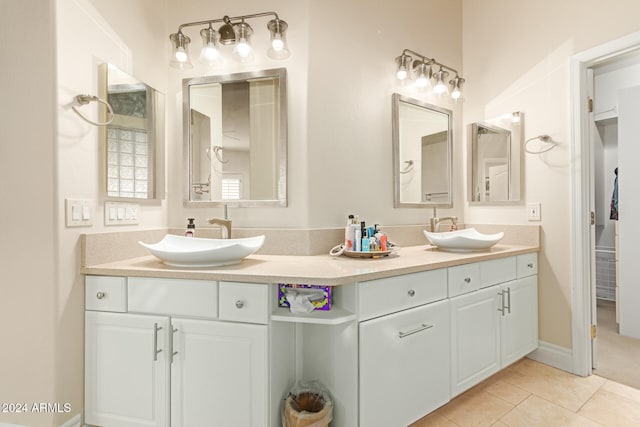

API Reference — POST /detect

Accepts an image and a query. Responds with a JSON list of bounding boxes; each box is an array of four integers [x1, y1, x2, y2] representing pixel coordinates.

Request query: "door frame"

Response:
[[570, 31, 640, 377]]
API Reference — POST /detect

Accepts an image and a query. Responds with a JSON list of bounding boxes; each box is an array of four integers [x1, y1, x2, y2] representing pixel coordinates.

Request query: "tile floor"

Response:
[[410, 357, 640, 427]]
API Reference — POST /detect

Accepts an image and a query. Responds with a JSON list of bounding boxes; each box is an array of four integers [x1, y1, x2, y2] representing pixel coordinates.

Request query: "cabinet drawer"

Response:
[[358, 269, 447, 321], [219, 282, 269, 324], [480, 257, 517, 287], [517, 253, 538, 278], [128, 277, 217, 318], [448, 263, 480, 297], [85, 276, 127, 312]]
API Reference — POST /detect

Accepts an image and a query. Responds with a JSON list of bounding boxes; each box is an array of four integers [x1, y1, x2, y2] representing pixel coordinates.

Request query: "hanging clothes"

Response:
[[610, 167, 618, 220]]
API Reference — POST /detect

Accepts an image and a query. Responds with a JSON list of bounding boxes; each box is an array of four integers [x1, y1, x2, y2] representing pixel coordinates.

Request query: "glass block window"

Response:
[[107, 126, 150, 198]]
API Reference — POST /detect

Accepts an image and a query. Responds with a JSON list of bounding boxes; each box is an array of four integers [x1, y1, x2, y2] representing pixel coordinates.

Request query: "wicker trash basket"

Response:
[[282, 391, 333, 427]]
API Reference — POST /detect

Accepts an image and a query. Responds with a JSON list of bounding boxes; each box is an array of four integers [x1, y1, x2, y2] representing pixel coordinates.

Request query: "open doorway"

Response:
[[570, 32, 640, 388]]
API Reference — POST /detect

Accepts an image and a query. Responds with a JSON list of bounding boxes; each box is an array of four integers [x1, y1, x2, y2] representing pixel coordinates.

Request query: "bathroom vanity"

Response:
[[81, 242, 538, 427]]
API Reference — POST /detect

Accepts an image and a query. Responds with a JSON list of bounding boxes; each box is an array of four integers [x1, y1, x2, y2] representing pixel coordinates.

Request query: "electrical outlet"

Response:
[[527, 203, 541, 221]]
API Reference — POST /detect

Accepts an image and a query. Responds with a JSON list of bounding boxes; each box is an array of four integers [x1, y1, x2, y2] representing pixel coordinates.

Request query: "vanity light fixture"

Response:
[[169, 11, 290, 69], [394, 49, 465, 102]]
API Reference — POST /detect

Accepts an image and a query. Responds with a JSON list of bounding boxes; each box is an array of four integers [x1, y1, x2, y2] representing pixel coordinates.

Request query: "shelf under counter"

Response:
[[271, 306, 356, 325]]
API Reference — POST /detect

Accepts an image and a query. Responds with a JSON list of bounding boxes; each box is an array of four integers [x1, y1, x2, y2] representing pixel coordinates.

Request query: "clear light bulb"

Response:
[[451, 87, 461, 99], [236, 38, 251, 58], [397, 68, 407, 80], [271, 34, 284, 51], [416, 74, 428, 88], [200, 42, 220, 62], [434, 80, 448, 95], [175, 46, 188, 63]]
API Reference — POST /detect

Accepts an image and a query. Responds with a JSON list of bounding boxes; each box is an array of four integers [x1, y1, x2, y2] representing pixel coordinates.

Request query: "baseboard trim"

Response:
[[527, 341, 574, 374], [60, 413, 82, 427]]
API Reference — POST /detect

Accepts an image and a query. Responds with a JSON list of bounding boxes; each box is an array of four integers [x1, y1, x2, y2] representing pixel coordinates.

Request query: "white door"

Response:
[[500, 277, 539, 367], [618, 84, 640, 339], [450, 285, 501, 396], [85, 311, 170, 427], [359, 300, 450, 427], [170, 318, 268, 427], [588, 67, 599, 368]]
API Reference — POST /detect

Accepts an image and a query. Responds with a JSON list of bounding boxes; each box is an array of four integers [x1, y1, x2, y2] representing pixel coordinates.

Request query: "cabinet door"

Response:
[[450, 285, 500, 397], [171, 318, 268, 427], [501, 276, 538, 367], [85, 311, 170, 427], [359, 300, 450, 427]]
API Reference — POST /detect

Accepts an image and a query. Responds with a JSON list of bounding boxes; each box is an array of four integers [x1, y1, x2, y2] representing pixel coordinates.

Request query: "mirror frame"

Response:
[[467, 112, 523, 205], [392, 93, 453, 208], [100, 63, 166, 201], [183, 68, 288, 207]]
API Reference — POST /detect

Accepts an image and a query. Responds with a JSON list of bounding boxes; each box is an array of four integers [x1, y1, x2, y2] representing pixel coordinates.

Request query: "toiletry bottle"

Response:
[[185, 218, 195, 237], [345, 215, 355, 250], [361, 228, 370, 253], [380, 234, 388, 251]]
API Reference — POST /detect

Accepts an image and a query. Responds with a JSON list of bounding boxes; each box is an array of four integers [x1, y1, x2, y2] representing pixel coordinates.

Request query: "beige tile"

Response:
[[484, 380, 531, 405], [600, 379, 640, 403], [497, 358, 605, 412], [410, 411, 461, 427], [500, 395, 602, 427], [578, 388, 640, 427], [438, 389, 513, 427]]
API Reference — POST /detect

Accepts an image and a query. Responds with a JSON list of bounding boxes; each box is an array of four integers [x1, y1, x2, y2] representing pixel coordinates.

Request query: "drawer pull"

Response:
[[171, 327, 178, 363], [464, 277, 471, 283], [398, 323, 433, 338], [96, 291, 106, 300], [235, 300, 245, 309], [407, 289, 415, 297]]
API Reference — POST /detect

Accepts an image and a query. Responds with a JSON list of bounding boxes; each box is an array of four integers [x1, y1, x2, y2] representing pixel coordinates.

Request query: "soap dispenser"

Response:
[[185, 218, 195, 237]]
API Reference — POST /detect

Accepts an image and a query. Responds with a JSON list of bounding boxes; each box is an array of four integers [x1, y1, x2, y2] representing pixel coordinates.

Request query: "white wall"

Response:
[[0, 1, 58, 426], [166, 0, 463, 229], [462, 0, 640, 349]]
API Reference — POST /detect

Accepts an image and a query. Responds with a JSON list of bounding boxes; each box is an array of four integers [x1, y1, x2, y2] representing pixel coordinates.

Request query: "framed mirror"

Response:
[[392, 93, 453, 208], [183, 68, 287, 207], [468, 112, 523, 204], [101, 63, 165, 200]]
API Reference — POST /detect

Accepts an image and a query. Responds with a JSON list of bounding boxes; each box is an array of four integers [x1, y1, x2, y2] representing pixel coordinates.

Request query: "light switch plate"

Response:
[[65, 198, 94, 227], [527, 203, 541, 221], [105, 202, 139, 226]]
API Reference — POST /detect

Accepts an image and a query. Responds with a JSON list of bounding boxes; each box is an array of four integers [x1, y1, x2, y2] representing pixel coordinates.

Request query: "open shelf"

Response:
[[271, 306, 356, 325]]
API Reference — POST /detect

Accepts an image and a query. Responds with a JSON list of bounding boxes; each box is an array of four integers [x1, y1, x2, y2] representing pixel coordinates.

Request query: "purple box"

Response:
[[278, 283, 331, 311]]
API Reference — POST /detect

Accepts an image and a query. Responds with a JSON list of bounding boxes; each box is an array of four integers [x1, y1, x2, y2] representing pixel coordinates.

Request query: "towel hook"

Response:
[[524, 134, 557, 154], [71, 94, 114, 126], [399, 160, 415, 174]]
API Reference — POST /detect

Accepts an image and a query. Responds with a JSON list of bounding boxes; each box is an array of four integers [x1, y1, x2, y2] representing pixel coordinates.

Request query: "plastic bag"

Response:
[[281, 380, 333, 427]]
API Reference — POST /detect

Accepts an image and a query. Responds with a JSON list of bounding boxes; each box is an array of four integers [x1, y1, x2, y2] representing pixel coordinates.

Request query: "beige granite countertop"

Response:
[[81, 243, 538, 286]]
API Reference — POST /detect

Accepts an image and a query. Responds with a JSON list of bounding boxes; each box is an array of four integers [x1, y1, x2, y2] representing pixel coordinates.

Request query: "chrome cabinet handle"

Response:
[[506, 287, 512, 314], [498, 290, 506, 316], [96, 291, 106, 300], [399, 323, 433, 338], [407, 289, 415, 297], [464, 277, 471, 283], [170, 327, 178, 363], [235, 300, 245, 309], [153, 323, 163, 361]]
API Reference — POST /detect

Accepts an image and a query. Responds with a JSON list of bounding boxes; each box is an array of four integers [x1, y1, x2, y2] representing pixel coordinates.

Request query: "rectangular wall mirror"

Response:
[[101, 63, 165, 200], [468, 112, 523, 204], [392, 93, 453, 208], [183, 68, 287, 207]]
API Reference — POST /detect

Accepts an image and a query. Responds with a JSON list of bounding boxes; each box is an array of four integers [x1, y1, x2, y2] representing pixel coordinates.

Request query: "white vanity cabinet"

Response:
[[358, 270, 450, 427], [84, 276, 284, 427], [450, 254, 538, 396]]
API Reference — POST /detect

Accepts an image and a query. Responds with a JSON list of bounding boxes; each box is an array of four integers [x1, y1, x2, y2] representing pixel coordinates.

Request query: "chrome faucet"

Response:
[[208, 205, 232, 239], [430, 208, 458, 232]]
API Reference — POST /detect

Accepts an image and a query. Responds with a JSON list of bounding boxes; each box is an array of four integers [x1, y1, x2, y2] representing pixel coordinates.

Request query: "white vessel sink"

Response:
[[139, 234, 265, 267], [423, 228, 504, 252]]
